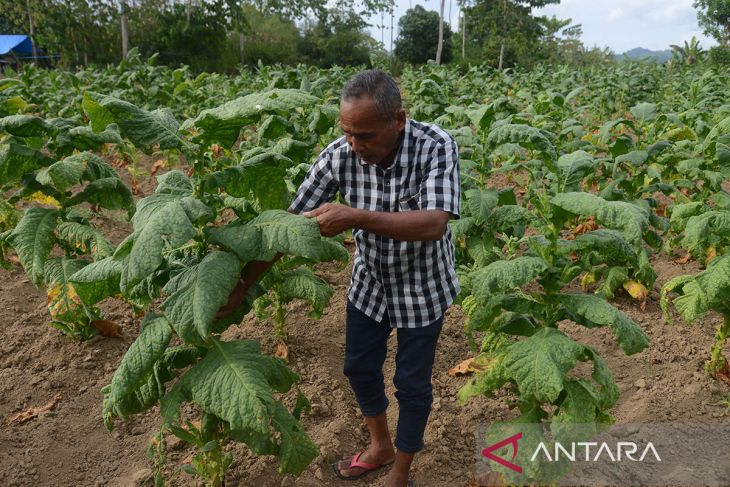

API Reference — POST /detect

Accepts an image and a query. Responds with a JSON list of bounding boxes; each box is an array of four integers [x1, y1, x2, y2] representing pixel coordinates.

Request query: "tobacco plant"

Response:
[[73, 89, 346, 484], [0, 113, 134, 338], [662, 254, 730, 376]]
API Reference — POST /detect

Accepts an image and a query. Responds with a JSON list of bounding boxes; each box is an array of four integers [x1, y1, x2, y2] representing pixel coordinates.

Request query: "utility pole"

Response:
[[461, 11, 466, 60], [499, 0, 507, 70], [121, 1, 129, 58], [436, 0, 445, 64], [26, 0, 38, 62]]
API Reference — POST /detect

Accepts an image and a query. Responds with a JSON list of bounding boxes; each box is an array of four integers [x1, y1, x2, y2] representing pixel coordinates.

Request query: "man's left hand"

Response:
[[304, 203, 358, 237]]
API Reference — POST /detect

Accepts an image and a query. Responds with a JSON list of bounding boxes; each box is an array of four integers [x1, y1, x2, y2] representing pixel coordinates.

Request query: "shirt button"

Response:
[[385, 180, 390, 186]]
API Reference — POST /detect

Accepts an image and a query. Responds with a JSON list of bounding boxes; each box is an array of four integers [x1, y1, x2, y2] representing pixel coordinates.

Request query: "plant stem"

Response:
[[273, 291, 286, 340], [707, 313, 730, 374]]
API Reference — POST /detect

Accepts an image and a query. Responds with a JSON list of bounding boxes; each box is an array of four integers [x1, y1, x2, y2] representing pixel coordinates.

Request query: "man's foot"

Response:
[[383, 468, 412, 487], [333, 447, 396, 480]]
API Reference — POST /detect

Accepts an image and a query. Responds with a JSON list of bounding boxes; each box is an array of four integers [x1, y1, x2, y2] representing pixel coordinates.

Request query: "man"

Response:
[[218, 70, 460, 487]]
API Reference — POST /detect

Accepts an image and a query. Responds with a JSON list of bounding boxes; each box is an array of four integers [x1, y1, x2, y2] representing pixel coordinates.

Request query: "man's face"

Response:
[[339, 96, 406, 166]]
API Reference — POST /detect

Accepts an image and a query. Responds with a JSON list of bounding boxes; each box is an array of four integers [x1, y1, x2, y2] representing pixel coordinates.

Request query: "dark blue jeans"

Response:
[[343, 300, 444, 454]]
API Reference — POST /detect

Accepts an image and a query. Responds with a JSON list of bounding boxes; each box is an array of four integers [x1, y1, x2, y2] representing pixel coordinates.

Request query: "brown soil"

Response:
[[1, 158, 729, 487]]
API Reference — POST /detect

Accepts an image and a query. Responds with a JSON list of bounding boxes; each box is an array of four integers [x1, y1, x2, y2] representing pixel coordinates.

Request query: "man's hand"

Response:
[[304, 203, 357, 237], [215, 278, 251, 320]]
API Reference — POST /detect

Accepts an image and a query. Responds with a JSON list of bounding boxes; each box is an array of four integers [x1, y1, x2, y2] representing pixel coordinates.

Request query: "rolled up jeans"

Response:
[[343, 300, 444, 454]]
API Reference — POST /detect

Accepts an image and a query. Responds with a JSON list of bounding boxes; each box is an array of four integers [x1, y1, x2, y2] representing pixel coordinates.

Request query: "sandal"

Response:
[[331, 451, 395, 480]]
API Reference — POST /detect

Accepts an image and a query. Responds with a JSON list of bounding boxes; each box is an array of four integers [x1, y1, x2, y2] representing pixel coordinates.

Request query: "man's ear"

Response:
[[395, 108, 406, 131]]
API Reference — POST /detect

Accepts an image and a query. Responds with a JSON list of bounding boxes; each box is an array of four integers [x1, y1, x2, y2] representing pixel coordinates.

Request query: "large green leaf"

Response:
[[36, 152, 117, 193], [82, 92, 185, 152], [487, 124, 557, 162], [69, 256, 123, 305], [465, 188, 498, 225], [280, 268, 333, 319], [629, 103, 657, 123], [470, 256, 548, 300], [662, 255, 730, 323], [251, 210, 347, 261], [182, 89, 320, 146], [681, 211, 730, 260], [551, 192, 649, 245], [55, 221, 114, 258], [66, 124, 125, 151], [556, 293, 649, 355], [120, 194, 202, 292], [161, 251, 243, 345], [0, 142, 53, 185], [65, 177, 135, 214], [556, 150, 595, 192], [102, 315, 199, 428], [208, 223, 265, 263], [160, 338, 316, 475], [106, 314, 172, 414], [0, 115, 54, 138], [504, 327, 585, 403], [7, 207, 60, 286]]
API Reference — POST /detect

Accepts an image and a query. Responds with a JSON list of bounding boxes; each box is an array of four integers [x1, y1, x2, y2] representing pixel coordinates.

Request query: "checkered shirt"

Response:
[[289, 118, 461, 328]]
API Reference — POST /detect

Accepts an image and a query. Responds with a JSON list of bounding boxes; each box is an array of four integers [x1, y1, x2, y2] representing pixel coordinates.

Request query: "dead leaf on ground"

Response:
[[449, 357, 487, 377], [674, 253, 692, 264], [91, 319, 122, 337], [150, 159, 166, 176], [276, 342, 289, 361], [5, 392, 62, 425]]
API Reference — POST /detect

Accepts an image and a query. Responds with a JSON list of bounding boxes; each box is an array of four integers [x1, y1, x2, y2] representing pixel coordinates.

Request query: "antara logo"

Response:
[[481, 432, 523, 474], [481, 432, 662, 473]]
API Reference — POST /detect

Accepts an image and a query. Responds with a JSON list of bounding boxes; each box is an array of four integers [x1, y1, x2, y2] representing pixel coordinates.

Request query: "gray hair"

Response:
[[340, 70, 402, 120]]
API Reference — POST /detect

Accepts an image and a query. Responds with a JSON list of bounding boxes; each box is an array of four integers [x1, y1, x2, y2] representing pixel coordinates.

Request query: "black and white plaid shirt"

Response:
[[289, 119, 461, 328]]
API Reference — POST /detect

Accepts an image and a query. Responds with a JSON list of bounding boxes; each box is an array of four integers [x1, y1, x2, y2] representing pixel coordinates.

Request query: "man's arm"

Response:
[[304, 203, 450, 241]]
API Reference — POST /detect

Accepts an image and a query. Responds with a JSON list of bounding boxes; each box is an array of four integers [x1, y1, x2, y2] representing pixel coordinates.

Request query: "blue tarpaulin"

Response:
[[0, 35, 34, 56]]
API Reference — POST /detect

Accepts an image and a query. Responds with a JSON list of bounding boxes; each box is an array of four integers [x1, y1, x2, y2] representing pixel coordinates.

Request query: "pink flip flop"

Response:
[[331, 451, 394, 480]]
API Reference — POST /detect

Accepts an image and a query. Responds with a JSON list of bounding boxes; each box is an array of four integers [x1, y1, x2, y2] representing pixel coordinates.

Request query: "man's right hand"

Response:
[[215, 278, 251, 320]]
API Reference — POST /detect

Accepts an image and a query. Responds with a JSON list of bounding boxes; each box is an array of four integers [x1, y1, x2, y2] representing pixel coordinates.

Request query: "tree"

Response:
[[694, 0, 730, 46], [394, 5, 453, 64], [298, 8, 375, 67], [457, 0, 563, 68]]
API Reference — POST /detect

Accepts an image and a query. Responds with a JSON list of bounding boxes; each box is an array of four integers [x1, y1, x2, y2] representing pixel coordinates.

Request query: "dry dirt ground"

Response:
[[1, 160, 729, 487]]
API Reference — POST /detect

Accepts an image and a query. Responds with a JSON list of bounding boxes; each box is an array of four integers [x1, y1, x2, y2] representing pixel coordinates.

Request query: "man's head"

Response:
[[340, 70, 406, 166]]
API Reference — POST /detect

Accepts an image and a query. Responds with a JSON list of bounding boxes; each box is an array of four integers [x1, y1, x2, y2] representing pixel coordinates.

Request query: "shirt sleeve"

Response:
[[288, 149, 338, 214], [419, 137, 460, 219]]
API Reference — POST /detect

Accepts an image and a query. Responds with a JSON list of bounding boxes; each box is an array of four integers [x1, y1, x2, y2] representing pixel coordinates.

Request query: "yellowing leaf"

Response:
[[26, 191, 61, 208], [622, 280, 648, 308], [581, 272, 597, 290], [706, 246, 717, 266], [47, 281, 84, 322]]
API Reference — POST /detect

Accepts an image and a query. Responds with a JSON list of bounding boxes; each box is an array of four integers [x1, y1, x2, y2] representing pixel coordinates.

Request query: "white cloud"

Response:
[[607, 8, 624, 23]]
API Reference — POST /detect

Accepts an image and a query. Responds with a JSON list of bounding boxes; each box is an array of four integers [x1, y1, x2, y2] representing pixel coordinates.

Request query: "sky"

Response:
[[365, 0, 717, 54]]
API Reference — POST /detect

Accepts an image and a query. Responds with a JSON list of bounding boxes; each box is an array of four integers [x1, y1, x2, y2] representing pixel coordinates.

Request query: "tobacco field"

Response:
[[1, 52, 730, 486]]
